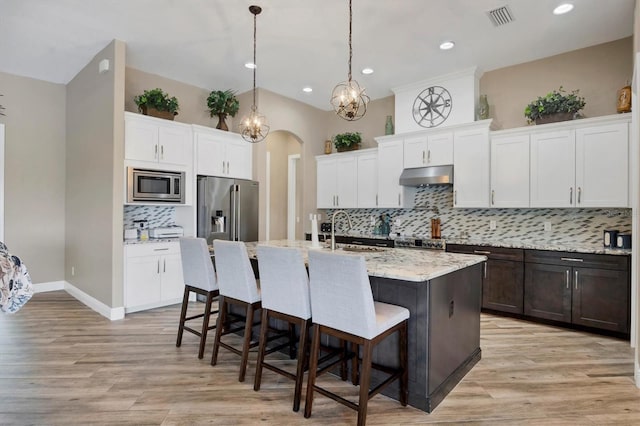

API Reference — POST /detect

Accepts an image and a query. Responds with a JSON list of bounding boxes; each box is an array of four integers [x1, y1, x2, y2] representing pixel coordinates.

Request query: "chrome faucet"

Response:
[[331, 210, 353, 251]]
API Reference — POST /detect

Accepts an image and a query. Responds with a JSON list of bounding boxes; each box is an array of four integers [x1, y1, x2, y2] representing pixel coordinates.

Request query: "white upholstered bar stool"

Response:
[[176, 237, 219, 359], [210, 239, 261, 382], [304, 250, 409, 426], [254, 245, 311, 412]]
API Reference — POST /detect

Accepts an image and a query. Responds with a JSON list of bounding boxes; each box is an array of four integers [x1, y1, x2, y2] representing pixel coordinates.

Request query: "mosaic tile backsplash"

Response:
[[123, 206, 177, 229], [323, 186, 632, 246]]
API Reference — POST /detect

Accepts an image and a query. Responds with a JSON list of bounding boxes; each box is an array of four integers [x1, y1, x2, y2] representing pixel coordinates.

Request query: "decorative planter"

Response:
[[216, 113, 229, 131], [336, 144, 360, 152], [534, 112, 574, 125], [140, 106, 176, 121]]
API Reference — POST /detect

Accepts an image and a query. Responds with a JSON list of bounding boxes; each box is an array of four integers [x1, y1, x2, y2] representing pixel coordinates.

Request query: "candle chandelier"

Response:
[[240, 5, 270, 143], [330, 0, 369, 121]]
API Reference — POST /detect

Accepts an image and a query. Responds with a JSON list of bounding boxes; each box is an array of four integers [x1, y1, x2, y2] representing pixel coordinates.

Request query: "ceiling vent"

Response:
[[487, 5, 514, 27]]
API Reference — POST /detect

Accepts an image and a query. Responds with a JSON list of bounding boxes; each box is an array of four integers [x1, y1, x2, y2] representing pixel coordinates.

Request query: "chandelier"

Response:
[[240, 5, 270, 143], [330, 0, 369, 121]]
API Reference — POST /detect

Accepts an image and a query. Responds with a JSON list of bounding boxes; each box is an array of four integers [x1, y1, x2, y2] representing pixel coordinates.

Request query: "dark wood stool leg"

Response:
[[357, 340, 373, 426], [304, 324, 321, 419], [197, 291, 214, 359], [176, 286, 190, 347], [292, 318, 310, 412], [351, 342, 359, 385], [399, 321, 409, 406], [211, 296, 227, 366], [288, 322, 296, 359], [239, 303, 256, 382], [253, 308, 270, 391], [340, 339, 348, 381]]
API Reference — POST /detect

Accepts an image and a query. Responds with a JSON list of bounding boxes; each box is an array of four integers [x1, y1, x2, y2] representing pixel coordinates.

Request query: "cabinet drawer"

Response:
[[446, 244, 523, 261], [524, 250, 628, 271], [125, 242, 180, 258]]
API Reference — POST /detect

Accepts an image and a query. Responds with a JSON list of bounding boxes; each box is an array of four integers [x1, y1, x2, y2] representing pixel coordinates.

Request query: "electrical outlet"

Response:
[[394, 219, 402, 227], [489, 220, 497, 230], [544, 221, 552, 231], [71, 266, 75, 276]]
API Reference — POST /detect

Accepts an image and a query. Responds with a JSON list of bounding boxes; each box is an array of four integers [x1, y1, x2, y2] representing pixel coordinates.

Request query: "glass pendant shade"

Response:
[[331, 78, 369, 121]]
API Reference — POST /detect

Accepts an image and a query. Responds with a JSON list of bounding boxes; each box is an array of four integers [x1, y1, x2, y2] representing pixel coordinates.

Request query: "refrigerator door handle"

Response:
[[230, 184, 240, 241], [236, 184, 241, 241]]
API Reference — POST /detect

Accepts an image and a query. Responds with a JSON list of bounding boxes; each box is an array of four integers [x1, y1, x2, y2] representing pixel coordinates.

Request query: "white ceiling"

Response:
[[0, 0, 635, 111]]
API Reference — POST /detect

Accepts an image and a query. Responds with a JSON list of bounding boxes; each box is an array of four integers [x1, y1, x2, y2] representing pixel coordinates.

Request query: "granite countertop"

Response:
[[124, 237, 181, 245], [240, 240, 486, 283], [444, 237, 632, 256]]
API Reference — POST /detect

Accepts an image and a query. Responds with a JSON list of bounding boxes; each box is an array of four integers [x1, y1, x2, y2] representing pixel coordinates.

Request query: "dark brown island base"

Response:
[[238, 240, 486, 413]]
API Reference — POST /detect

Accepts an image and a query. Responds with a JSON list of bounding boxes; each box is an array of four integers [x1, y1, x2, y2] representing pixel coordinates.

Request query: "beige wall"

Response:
[[65, 40, 126, 307], [0, 72, 66, 283], [481, 37, 633, 130]]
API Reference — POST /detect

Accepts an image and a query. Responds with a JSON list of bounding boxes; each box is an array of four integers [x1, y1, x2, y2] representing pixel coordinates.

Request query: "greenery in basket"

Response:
[[333, 132, 362, 150], [524, 86, 585, 123], [134, 88, 179, 115], [207, 90, 240, 117]]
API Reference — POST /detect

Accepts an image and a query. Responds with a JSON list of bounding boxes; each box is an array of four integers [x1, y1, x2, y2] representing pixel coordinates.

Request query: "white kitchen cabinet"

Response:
[[356, 150, 378, 208], [124, 242, 184, 313], [403, 131, 453, 168], [316, 154, 357, 208], [125, 112, 192, 168], [490, 133, 530, 207], [453, 125, 490, 208], [194, 126, 252, 180], [530, 129, 575, 207], [376, 138, 408, 208]]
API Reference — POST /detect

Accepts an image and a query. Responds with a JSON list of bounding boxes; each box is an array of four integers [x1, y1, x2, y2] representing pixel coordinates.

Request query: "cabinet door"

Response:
[[158, 125, 192, 167], [357, 152, 378, 208], [316, 158, 337, 208], [427, 131, 454, 166], [125, 118, 159, 163], [572, 267, 629, 333], [196, 134, 226, 176], [403, 136, 427, 168], [453, 127, 489, 207], [524, 262, 571, 322], [336, 156, 357, 208], [125, 255, 161, 307], [226, 140, 252, 179], [490, 134, 530, 207], [530, 130, 575, 207], [160, 253, 185, 302], [484, 259, 524, 314], [575, 123, 628, 207], [377, 140, 404, 207]]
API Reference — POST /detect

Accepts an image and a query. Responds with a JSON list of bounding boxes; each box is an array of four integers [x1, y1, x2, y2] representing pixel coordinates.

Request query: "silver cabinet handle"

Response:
[[155, 144, 158, 159], [160, 145, 164, 160], [398, 193, 401, 206], [164, 259, 166, 273], [574, 270, 578, 290], [491, 190, 495, 205], [566, 270, 570, 289], [561, 257, 583, 262], [483, 262, 487, 279], [336, 195, 339, 206], [375, 194, 378, 206], [222, 160, 225, 173], [157, 259, 160, 274], [153, 248, 169, 251], [227, 161, 230, 174], [454, 190, 457, 205], [422, 150, 426, 164], [577, 187, 582, 204], [427, 149, 431, 163], [569, 187, 573, 204], [474, 250, 491, 255]]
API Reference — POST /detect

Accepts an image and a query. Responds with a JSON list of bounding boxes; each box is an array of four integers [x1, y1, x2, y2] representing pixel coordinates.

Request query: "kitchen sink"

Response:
[[340, 245, 386, 253]]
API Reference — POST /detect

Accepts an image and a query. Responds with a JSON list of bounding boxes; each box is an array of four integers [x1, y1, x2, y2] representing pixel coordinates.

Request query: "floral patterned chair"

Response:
[[0, 242, 34, 313]]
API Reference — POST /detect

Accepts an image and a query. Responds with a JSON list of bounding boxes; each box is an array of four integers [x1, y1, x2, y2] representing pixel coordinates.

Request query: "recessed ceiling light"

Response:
[[553, 3, 574, 15], [244, 62, 256, 69], [361, 68, 374, 75], [439, 41, 455, 50], [303, 87, 313, 93]]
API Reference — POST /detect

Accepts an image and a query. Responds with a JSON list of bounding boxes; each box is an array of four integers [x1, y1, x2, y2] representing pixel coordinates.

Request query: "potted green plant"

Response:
[[524, 86, 586, 125], [134, 88, 179, 120], [207, 90, 239, 131], [332, 132, 362, 152]]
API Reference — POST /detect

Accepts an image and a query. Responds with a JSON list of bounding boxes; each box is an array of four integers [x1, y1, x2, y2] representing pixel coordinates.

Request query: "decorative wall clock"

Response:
[[412, 86, 452, 128]]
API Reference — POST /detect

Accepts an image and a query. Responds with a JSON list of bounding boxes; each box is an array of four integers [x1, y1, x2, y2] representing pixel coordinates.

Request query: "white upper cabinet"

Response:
[[403, 131, 453, 168], [125, 112, 192, 168], [530, 129, 575, 207], [376, 137, 408, 208], [453, 124, 490, 208], [316, 154, 357, 209], [194, 126, 252, 180], [490, 133, 530, 208], [356, 150, 378, 208]]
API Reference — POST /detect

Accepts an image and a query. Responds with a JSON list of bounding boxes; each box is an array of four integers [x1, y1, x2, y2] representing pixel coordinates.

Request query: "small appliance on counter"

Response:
[[149, 226, 184, 239], [616, 233, 632, 249], [603, 229, 619, 248], [133, 219, 149, 241], [124, 228, 138, 240]]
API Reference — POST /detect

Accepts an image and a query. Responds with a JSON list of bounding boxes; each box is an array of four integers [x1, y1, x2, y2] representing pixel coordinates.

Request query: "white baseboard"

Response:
[[63, 281, 125, 321], [33, 281, 65, 293], [636, 361, 640, 388]]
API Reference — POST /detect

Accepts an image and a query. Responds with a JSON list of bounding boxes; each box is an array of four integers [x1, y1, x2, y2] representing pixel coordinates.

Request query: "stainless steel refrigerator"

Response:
[[197, 175, 259, 243]]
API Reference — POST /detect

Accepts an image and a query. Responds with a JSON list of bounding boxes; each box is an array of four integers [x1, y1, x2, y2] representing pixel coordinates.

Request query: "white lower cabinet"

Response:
[[124, 242, 184, 313]]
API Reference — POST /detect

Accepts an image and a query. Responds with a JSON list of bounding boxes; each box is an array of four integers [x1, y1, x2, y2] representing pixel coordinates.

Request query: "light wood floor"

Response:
[[1, 291, 639, 425]]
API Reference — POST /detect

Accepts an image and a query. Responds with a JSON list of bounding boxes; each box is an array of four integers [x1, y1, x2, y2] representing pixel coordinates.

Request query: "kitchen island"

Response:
[[241, 240, 486, 413]]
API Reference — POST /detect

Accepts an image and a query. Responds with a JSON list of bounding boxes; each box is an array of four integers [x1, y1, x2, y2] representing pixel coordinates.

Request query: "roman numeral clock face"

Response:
[[412, 86, 452, 128]]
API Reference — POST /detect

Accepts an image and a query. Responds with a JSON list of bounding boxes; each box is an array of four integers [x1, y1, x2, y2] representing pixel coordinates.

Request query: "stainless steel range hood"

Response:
[[399, 165, 454, 187]]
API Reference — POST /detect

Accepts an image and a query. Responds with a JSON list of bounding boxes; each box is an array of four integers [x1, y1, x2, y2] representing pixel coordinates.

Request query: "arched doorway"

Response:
[[264, 130, 303, 241]]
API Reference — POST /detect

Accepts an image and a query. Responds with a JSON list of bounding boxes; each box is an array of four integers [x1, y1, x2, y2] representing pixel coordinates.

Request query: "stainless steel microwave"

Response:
[[127, 167, 185, 203]]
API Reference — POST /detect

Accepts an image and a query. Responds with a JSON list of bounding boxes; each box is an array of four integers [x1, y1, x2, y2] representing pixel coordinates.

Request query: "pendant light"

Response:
[[240, 5, 269, 143], [330, 0, 369, 121]]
